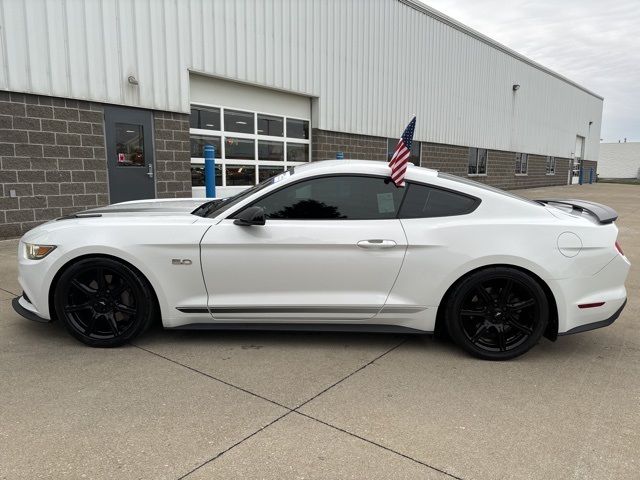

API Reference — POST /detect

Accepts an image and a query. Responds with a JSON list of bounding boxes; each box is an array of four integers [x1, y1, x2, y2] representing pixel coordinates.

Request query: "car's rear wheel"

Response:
[[446, 267, 548, 360], [54, 258, 155, 347]]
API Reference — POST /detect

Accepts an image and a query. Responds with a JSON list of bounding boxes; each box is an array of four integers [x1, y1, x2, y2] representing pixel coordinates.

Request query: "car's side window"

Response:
[[247, 175, 405, 220], [399, 183, 479, 218]]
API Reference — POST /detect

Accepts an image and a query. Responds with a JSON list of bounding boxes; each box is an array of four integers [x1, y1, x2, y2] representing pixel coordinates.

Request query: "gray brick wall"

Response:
[[310, 130, 585, 190], [0, 91, 108, 238], [153, 111, 192, 198], [1, 91, 194, 239], [420, 142, 577, 189], [312, 129, 387, 161], [421, 143, 470, 176]]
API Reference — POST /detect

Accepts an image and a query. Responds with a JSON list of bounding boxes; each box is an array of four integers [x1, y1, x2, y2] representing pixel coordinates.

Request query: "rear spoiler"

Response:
[[535, 199, 618, 224]]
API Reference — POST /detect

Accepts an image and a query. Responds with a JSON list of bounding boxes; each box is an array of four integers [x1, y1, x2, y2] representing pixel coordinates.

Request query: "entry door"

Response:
[[571, 135, 585, 185], [104, 106, 156, 204]]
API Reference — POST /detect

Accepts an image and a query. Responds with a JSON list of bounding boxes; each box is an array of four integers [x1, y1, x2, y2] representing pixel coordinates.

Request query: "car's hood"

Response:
[[80, 198, 210, 215]]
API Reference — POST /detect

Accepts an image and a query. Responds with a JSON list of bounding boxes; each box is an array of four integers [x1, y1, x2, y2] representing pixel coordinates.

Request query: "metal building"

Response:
[[598, 142, 640, 179], [0, 0, 603, 237]]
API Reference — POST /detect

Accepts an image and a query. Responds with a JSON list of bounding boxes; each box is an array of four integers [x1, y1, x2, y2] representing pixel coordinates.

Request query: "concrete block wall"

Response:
[[1, 91, 194, 239], [312, 129, 387, 161], [0, 91, 108, 238], [153, 112, 192, 198], [420, 142, 575, 190], [420, 143, 470, 177], [310, 130, 584, 190]]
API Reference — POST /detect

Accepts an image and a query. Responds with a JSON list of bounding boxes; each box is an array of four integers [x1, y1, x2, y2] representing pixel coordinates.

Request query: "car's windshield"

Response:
[[191, 168, 296, 218]]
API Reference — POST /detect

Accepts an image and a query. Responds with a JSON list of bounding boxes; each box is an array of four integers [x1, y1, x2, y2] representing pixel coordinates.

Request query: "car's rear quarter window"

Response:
[[400, 183, 479, 218]]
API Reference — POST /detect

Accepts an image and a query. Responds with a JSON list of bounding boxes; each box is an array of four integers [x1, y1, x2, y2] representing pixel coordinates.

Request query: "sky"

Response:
[[422, 0, 640, 143]]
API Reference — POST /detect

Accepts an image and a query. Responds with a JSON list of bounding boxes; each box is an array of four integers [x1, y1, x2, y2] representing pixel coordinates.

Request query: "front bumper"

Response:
[[558, 299, 627, 336], [11, 295, 51, 323]]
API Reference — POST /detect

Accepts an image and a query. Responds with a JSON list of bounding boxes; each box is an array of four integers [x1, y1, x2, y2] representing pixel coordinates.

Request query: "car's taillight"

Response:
[[615, 241, 624, 256]]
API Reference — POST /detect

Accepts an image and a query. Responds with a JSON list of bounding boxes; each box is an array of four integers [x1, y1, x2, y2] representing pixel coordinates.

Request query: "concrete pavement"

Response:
[[0, 183, 638, 479]]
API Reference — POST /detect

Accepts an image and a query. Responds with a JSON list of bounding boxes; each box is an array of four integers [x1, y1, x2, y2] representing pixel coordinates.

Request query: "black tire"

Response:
[[445, 267, 548, 360], [54, 257, 156, 347]]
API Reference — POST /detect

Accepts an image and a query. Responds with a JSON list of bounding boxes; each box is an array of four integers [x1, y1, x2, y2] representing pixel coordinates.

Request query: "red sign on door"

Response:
[[117, 153, 126, 164]]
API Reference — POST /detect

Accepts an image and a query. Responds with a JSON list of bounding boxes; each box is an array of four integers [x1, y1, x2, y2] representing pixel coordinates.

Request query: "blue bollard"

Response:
[[336, 151, 344, 160], [589, 168, 594, 184], [579, 167, 583, 185], [204, 144, 216, 198]]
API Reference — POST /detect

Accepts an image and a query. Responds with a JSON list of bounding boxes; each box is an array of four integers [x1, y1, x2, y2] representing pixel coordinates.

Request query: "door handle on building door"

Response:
[[147, 164, 154, 178]]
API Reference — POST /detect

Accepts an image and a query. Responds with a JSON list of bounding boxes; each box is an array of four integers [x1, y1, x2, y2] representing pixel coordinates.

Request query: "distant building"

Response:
[[0, 0, 603, 238], [598, 143, 640, 179]]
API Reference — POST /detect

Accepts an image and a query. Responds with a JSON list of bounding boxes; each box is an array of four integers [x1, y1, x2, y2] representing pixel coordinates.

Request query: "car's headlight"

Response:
[[24, 243, 56, 260]]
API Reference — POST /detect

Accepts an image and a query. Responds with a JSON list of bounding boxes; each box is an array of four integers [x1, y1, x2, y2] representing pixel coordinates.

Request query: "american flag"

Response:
[[388, 116, 416, 187]]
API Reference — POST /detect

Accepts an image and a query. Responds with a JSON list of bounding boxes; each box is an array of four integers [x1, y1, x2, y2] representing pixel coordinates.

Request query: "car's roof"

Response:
[[294, 159, 438, 179]]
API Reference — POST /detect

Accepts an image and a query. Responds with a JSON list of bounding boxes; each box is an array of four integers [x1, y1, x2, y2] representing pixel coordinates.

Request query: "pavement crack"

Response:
[[0, 286, 19, 297], [136, 338, 448, 479], [131, 343, 291, 411], [294, 411, 464, 480], [177, 410, 293, 479], [293, 337, 409, 411]]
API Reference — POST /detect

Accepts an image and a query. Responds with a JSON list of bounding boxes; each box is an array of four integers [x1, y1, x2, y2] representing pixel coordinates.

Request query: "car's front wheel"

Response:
[[54, 257, 155, 347], [446, 267, 548, 360]]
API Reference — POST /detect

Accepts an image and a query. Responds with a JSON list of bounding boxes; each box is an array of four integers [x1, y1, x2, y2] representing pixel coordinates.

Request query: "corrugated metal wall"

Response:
[[0, 0, 603, 159], [598, 143, 640, 178]]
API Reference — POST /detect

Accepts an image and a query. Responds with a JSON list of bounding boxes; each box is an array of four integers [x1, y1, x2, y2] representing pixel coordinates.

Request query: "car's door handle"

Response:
[[357, 239, 397, 249]]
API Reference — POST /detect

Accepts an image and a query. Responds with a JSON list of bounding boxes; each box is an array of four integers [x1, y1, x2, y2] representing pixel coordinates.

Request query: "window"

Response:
[[189, 105, 311, 189], [546, 156, 556, 175], [248, 175, 404, 220], [225, 137, 255, 160], [399, 183, 478, 218], [438, 172, 542, 206], [190, 107, 220, 131], [287, 143, 309, 162], [468, 148, 487, 175], [387, 139, 421, 165], [191, 164, 222, 187], [286, 118, 309, 139], [258, 166, 285, 182], [258, 140, 284, 161], [226, 165, 255, 186], [515, 153, 528, 175], [115, 123, 144, 166], [190, 135, 221, 158], [224, 110, 254, 134], [258, 114, 284, 136]]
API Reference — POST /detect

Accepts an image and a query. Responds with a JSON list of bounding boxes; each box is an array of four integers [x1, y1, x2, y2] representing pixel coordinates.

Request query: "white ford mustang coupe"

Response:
[[13, 160, 630, 360]]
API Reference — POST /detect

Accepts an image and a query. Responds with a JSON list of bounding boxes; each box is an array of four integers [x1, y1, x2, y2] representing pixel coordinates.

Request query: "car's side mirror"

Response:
[[233, 206, 266, 226]]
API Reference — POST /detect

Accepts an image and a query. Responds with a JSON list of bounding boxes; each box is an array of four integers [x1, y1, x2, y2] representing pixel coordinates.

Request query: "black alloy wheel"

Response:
[[54, 258, 155, 347], [446, 267, 548, 360]]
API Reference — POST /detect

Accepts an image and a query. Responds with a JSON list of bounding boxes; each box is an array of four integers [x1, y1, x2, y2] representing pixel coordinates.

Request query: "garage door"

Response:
[[189, 74, 311, 198]]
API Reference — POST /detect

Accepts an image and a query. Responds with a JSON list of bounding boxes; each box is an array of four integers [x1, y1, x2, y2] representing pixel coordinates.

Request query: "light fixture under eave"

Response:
[[127, 75, 139, 85], [512, 84, 520, 91]]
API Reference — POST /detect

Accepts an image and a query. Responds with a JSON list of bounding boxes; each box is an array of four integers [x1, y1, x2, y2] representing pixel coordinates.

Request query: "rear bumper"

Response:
[[554, 253, 630, 334], [11, 295, 51, 323], [558, 299, 626, 336]]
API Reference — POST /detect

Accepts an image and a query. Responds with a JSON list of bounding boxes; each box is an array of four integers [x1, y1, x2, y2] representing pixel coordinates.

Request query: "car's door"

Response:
[[199, 175, 408, 321]]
